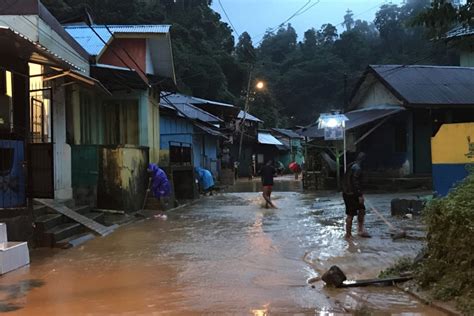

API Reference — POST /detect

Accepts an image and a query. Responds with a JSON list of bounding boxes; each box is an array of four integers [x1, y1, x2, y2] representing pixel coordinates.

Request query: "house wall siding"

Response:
[[358, 75, 403, 109], [52, 80, 72, 199], [159, 115, 192, 166], [460, 50, 474, 67], [98, 38, 146, 75]]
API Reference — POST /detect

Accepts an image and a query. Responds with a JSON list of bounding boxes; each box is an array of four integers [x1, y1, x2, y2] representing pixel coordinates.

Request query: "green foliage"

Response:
[[43, 0, 458, 127], [379, 257, 415, 278], [414, 0, 473, 38], [416, 171, 474, 314]]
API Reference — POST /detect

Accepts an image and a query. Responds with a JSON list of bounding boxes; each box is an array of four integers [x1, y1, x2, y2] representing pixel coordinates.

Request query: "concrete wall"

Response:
[[97, 146, 149, 212], [460, 50, 474, 67], [431, 122, 474, 196], [138, 90, 160, 163], [52, 80, 72, 200]]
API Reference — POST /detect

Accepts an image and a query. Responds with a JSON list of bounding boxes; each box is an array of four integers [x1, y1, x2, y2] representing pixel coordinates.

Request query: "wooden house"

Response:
[[301, 65, 474, 189], [64, 24, 176, 210]]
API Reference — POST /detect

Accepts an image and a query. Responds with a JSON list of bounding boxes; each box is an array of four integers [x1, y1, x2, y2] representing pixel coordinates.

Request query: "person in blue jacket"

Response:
[[195, 167, 215, 195]]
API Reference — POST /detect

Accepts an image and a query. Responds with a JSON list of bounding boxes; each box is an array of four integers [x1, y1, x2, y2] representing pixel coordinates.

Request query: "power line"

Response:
[[255, 0, 321, 44], [217, 0, 240, 38], [334, 0, 389, 28]]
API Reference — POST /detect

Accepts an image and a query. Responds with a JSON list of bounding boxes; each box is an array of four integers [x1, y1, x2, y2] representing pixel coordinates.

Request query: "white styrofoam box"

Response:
[[0, 223, 7, 243], [0, 242, 30, 275]]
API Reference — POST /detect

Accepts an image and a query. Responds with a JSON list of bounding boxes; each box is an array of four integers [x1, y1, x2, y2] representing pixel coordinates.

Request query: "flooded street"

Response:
[[0, 179, 445, 315]]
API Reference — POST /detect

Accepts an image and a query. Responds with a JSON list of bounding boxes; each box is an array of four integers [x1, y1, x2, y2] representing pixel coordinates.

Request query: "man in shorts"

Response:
[[260, 160, 277, 208], [342, 152, 370, 239]]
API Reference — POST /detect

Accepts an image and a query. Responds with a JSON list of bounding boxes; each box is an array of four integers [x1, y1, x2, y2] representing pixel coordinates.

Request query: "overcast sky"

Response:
[[211, 0, 404, 44]]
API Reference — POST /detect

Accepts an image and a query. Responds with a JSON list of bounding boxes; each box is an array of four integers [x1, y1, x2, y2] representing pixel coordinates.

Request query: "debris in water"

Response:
[[154, 214, 168, 220], [321, 265, 413, 288]]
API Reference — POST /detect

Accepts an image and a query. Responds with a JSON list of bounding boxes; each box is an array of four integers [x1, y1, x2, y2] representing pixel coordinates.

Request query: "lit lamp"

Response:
[[317, 112, 349, 189]]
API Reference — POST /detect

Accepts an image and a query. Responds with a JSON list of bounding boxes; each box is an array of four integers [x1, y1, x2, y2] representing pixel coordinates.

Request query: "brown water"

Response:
[[0, 181, 445, 315]]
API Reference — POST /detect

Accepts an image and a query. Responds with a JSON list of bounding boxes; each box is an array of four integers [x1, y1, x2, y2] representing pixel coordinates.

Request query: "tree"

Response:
[[235, 32, 256, 64], [414, 0, 473, 38], [343, 9, 355, 31], [259, 24, 298, 63], [301, 28, 317, 57], [317, 24, 338, 45]]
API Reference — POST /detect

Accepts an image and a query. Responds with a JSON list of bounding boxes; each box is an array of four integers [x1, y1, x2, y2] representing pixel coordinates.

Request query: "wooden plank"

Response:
[[35, 199, 115, 237], [341, 276, 413, 288]]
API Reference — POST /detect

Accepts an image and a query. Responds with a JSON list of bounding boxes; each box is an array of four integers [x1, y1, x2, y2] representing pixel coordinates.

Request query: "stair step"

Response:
[[44, 223, 84, 247], [35, 199, 114, 237], [56, 232, 95, 249], [34, 214, 64, 231], [33, 205, 52, 216], [82, 211, 105, 224], [72, 205, 91, 215]]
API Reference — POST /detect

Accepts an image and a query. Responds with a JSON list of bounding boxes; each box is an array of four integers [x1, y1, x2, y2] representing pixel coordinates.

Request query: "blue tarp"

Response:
[[195, 167, 214, 190], [148, 164, 172, 198]]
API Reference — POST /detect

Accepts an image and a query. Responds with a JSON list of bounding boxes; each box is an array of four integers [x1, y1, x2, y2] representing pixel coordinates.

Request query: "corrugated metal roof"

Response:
[[447, 26, 474, 39], [161, 93, 222, 123], [258, 133, 283, 146], [191, 96, 235, 107], [64, 24, 171, 56], [238, 110, 263, 122], [370, 65, 474, 106], [0, 26, 86, 72], [299, 107, 403, 138], [194, 123, 226, 138], [272, 128, 301, 139]]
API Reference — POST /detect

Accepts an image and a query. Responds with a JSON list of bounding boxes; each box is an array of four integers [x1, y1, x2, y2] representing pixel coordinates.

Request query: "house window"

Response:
[[104, 99, 139, 145], [394, 124, 407, 153], [29, 63, 52, 143], [0, 70, 13, 132]]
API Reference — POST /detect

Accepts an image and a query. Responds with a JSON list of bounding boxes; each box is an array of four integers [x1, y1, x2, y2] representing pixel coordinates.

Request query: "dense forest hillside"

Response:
[[43, 0, 465, 126]]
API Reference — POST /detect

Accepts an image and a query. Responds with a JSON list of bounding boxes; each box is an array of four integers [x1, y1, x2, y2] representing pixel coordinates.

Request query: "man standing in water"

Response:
[[342, 152, 371, 239], [260, 160, 277, 208]]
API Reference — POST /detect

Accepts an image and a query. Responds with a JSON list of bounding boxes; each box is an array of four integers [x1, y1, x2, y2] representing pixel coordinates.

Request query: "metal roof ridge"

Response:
[[371, 64, 474, 70], [64, 24, 171, 29]]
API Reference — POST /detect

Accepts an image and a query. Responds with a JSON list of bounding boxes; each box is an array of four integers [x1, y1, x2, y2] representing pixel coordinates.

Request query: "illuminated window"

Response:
[[0, 70, 12, 131], [29, 63, 52, 143]]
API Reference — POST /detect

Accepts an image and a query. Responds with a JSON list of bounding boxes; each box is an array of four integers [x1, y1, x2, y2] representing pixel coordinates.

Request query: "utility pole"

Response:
[[238, 67, 253, 161]]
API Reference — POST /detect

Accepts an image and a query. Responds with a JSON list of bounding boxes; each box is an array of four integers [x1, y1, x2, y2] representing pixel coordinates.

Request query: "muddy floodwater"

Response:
[[0, 179, 446, 315]]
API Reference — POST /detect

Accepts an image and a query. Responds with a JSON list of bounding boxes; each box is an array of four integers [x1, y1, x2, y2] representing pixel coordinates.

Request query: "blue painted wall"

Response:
[[432, 164, 472, 196], [160, 116, 193, 149], [0, 140, 26, 208], [160, 115, 219, 175], [192, 128, 219, 176]]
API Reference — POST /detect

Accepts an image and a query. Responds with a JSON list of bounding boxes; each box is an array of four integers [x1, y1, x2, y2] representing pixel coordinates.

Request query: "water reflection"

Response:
[[0, 188, 445, 315]]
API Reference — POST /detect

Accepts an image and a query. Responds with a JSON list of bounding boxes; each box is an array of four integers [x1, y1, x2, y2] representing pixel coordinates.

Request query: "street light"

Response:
[[318, 112, 349, 189], [255, 81, 265, 90], [237, 69, 265, 167]]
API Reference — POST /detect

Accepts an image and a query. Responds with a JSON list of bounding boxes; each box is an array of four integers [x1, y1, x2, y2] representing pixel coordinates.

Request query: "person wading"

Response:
[[342, 152, 371, 239], [260, 160, 277, 208]]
